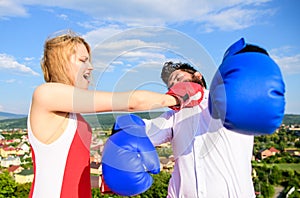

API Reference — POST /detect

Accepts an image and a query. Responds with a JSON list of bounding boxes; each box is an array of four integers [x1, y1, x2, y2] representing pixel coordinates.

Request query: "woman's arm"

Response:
[[32, 82, 177, 113]]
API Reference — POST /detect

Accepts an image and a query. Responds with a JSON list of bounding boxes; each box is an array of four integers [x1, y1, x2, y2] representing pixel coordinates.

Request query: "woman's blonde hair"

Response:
[[41, 30, 91, 85]]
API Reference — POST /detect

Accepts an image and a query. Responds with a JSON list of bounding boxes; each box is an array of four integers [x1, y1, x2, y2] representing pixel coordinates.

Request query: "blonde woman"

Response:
[[27, 30, 202, 198]]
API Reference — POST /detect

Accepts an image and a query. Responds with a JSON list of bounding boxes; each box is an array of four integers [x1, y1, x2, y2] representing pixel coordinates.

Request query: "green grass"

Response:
[[276, 163, 300, 172], [253, 163, 300, 172]]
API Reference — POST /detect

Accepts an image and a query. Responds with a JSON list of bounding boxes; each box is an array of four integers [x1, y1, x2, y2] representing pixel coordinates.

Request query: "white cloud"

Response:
[[87, 27, 216, 81], [122, 68, 139, 73], [57, 14, 68, 21], [24, 57, 35, 61], [272, 53, 300, 75], [270, 46, 300, 75], [111, 61, 124, 65], [84, 26, 126, 48], [0, 0, 28, 19], [201, 6, 274, 32], [88, 29, 174, 72], [0, 53, 40, 76], [2, 79, 17, 83], [1, 0, 274, 31]]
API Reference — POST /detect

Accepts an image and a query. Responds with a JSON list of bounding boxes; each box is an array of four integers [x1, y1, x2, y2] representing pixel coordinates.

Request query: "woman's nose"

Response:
[[87, 62, 93, 70]]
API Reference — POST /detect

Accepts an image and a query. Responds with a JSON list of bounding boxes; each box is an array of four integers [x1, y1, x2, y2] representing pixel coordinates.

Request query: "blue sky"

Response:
[[0, 0, 299, 115]]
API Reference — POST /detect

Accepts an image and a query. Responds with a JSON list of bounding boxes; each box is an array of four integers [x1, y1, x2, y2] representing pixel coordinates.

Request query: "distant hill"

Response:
[[0, 112, 27, 120], [0, 111, 164, 130], [283, 114, 300, 125], [0, 112, 299, 130], [84, 113, 300, 129], [83, 111, 164, 129], [0, 117, 27, 129]]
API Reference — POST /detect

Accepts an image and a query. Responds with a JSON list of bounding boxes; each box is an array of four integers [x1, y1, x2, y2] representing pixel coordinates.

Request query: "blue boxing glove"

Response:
[[209, 38, 285, 134], [102, 114, 160, 196]]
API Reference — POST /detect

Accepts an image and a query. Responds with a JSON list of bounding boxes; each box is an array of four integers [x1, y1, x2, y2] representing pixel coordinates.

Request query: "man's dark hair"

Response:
[[161, 61, 207, 89], [235, 44, 269, 56]]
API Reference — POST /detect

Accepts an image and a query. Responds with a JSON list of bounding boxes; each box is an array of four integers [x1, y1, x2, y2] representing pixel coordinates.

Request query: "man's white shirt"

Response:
[[143, 90, 255, 198]]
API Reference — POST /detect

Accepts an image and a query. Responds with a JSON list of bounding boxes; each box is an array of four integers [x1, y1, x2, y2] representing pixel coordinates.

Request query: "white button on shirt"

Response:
[[143, 90, 255, 198]]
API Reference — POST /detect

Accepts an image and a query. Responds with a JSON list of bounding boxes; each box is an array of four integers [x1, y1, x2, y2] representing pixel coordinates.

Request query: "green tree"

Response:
[[140, 171, 171, 198], [287, 171, 300, 189], [91, 171, 171, 198], [295, 140, 300, 148], [289, 191, 300, 198], [260, 182, 274, 198], [268, 165, 281, 185], [0, 171, 17, 198], [92, 187, 101, 198], [15, 183, 31, 198]]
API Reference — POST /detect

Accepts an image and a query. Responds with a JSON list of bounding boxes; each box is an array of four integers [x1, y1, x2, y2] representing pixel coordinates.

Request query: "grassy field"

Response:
[[276, 163, 300, 172], [253, 163, 300, 172]]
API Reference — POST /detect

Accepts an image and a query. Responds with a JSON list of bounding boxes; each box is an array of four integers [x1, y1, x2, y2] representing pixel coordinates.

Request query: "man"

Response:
[[143, 61, 255, 198], [102, 38, 284, 197]]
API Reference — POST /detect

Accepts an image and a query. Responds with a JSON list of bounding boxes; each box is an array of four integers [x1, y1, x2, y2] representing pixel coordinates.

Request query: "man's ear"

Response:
[[194, 72, 202, 80]]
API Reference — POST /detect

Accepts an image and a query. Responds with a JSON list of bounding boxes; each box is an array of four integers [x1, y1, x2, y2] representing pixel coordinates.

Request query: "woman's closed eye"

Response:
[[79, 57, 88, 63]]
